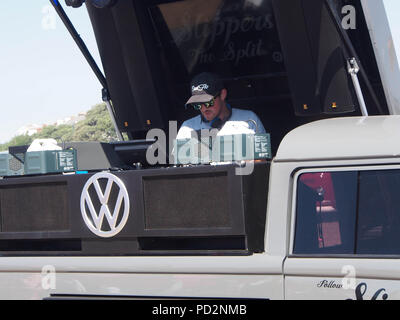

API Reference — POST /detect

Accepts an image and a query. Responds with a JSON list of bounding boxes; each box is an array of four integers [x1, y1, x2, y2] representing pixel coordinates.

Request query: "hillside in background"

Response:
[[0, 103, 118, 151]]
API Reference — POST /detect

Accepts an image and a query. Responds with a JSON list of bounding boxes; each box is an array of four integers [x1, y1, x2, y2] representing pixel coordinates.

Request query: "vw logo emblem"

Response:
[[80, 172, 130, 238]]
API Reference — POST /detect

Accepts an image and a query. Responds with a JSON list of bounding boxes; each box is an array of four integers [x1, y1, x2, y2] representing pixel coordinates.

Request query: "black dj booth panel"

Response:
[[0, 163, 269, 256]]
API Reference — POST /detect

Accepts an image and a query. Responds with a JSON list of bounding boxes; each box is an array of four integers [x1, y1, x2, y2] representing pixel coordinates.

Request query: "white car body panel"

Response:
[[0, 272, 283, 300]]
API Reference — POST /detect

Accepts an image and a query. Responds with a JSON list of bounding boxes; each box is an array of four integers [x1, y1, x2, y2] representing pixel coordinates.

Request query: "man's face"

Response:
[[200, 95, 222, 122], [199, 89, 227, 122]]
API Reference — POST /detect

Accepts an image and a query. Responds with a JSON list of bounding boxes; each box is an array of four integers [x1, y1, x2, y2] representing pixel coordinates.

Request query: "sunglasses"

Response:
[[191, 94, 220, 111]]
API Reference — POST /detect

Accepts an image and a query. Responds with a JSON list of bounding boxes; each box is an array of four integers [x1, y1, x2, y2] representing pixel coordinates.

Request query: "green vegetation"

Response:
[[0, 103, 118, 151]]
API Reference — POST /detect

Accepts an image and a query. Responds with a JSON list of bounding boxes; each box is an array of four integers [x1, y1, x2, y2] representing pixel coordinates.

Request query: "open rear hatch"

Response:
[[83, 0, 390, 154]]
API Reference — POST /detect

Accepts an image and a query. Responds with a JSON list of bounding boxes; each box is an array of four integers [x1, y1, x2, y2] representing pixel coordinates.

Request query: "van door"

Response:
[[284, 166, 400, 300]]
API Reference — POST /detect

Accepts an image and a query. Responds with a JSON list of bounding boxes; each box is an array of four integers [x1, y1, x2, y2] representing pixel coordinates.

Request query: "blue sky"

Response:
[[0, 0, 102, 143], [0, 0, 399, 143]]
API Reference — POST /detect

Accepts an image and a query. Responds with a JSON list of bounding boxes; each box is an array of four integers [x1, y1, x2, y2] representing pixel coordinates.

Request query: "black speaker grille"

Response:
[[0, 182, 69, 232], [143, 173, 230, 229]]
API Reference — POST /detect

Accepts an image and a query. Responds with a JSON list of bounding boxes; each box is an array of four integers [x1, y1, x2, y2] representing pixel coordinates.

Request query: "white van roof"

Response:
[[275, 115, 400, 162]]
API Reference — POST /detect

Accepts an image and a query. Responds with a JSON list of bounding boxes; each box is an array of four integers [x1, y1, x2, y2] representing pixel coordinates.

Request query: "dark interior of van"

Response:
[[83, 0, 389, 157]]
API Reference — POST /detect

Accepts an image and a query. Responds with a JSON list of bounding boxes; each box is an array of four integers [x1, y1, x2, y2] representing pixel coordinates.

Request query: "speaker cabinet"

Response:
[[86, 1, 165, 134], [272, 0, 356, 116]]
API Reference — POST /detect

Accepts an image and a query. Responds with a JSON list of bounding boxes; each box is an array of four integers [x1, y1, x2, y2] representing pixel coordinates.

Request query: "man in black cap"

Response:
[[176, 72, 266, 139]]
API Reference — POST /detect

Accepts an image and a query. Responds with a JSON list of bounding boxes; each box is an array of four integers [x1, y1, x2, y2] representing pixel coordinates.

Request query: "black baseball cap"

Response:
[[185, 72, 225, 106]]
